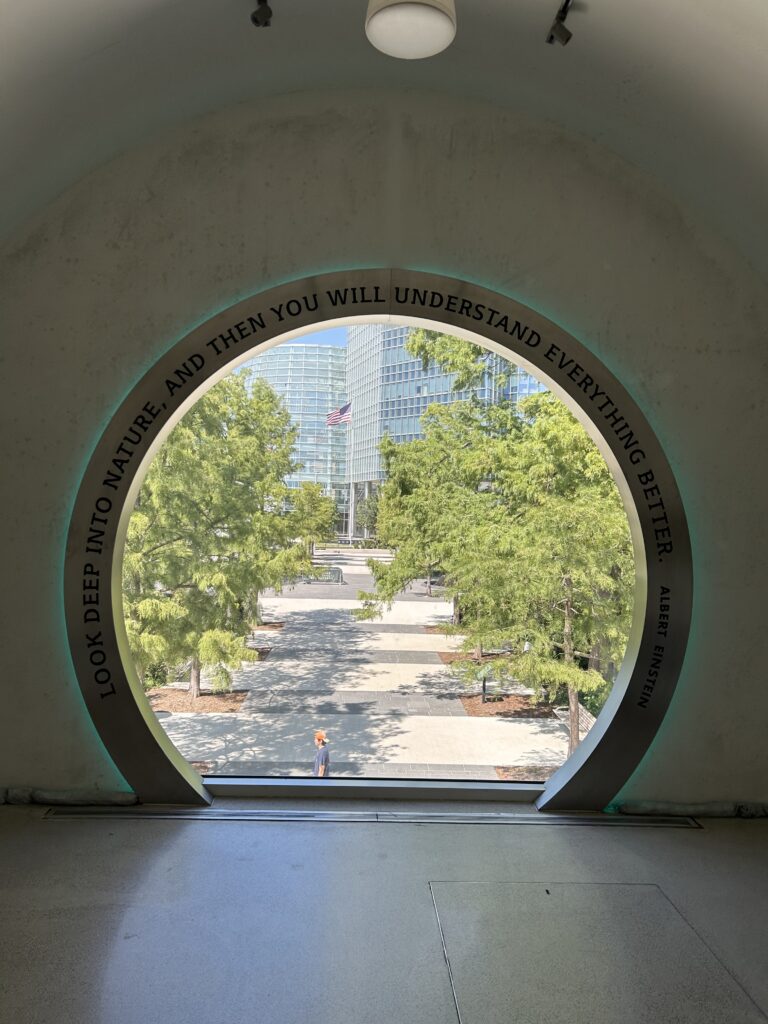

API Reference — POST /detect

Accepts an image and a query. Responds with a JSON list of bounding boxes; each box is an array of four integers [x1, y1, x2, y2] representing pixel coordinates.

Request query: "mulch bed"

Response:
[[251, 621, 285, 630], [459, 693, 556, 719], [148, 688, 249, 713], [463, 694, 561, 780], [495, 764, 562, 782], [424, 625, 451, 635], [438, 651, 505, 664]]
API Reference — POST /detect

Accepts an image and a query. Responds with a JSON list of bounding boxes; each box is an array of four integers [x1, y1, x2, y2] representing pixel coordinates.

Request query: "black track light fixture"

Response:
[[251, 0, 272, 28], [546, 0, 573, 45]]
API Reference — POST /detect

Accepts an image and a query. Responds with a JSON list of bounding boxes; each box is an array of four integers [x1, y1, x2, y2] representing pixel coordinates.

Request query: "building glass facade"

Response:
[[347, 323, 547, 494], [346, 325, 385, 486], [237, 328, 545, 538], [241, 343, 349, 529]]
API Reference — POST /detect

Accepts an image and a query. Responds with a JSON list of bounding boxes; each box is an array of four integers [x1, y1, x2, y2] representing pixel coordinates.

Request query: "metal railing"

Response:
[[289, 566, 345, 585]]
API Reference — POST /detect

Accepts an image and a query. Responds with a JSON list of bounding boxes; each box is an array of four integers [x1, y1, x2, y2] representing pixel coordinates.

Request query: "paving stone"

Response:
[[156, 585, 566, 776], [265, 648, 444, 665]]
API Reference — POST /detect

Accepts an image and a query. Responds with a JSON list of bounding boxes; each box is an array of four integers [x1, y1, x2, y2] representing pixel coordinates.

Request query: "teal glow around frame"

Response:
[[61, 269, 692, 806]]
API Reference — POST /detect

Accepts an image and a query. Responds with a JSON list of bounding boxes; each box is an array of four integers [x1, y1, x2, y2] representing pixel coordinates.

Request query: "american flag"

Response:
[[326, 401, 352, 426]]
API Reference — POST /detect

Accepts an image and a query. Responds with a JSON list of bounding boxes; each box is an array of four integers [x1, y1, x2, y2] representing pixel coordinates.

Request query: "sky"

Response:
[[298, 326, 347, 347]]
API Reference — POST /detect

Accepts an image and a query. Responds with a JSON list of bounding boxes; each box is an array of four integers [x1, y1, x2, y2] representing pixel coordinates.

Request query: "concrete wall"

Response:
[[1, 90, 766, 802]]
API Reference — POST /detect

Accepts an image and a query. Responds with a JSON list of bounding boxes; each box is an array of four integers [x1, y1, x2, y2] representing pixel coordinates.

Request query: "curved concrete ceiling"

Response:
[[3, 0, 768, 273]]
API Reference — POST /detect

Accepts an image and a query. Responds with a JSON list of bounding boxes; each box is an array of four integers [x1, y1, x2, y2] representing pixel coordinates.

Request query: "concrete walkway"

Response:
[[160, 549, 569, 779]]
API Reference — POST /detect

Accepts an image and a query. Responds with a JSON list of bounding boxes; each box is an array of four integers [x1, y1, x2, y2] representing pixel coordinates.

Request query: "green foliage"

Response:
[[355, 493, 379, 535], [143, 662, 168, 689], [360, 336, 634, 730], [578, 679, 613, 716], [122, 371, 314, 694], [451, 652, 607, 703], [407, 328, 509, 391], [289, 481, 337, 556]]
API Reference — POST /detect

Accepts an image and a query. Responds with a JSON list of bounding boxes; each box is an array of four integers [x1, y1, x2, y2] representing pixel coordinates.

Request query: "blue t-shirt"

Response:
[[313, 745, 330, 777]]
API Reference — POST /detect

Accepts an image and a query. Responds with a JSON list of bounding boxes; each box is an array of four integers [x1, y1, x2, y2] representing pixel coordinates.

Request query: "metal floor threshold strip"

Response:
[[45, 807, 700, 827]]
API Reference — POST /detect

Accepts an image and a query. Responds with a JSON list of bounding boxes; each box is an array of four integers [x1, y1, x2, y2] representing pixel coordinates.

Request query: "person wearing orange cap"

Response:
[[312, 730, 330, 778]]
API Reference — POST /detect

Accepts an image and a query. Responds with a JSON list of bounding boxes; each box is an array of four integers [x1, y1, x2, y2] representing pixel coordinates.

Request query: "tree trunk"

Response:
[[426, 566, 432, 597], [190, 656, 201, 700], [563, 577, 580, 756]]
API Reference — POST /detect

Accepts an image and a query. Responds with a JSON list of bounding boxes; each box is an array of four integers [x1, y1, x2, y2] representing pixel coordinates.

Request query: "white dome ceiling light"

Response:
[[365, 0, 457, 60]]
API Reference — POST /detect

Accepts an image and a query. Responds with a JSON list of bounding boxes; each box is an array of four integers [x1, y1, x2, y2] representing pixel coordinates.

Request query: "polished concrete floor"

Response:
[[1, 801, 767, 1023]]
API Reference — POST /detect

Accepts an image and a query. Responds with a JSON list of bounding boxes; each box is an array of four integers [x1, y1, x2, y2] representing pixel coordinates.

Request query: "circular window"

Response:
[[64, 271, 692, 809]]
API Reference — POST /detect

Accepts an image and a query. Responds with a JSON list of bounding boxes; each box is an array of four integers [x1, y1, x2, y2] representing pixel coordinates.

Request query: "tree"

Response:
[[354, 421, 482, 618], [359, 334, 634, 753], [467, 395, 632, 751], [355, 492, 379, 538], [122, 372, 313, 698], [289, 481, 337, 556], [407, 328, 509, 391]]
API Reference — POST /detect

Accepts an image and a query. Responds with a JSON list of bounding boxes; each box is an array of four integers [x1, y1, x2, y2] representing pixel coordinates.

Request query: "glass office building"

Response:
[[346, 323, 547, 534], [348, 323, 483, 486], [241, 343, 349, 530], [238, 329, 544, 537]]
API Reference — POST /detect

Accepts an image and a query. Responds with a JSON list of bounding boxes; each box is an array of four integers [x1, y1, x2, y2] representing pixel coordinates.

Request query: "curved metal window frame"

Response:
[[64, 270, 692, 809]]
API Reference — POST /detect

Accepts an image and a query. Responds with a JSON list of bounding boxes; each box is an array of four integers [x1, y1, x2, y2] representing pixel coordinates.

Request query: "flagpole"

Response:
[[328, 402, 354, 539], [347, 404, 355, 540]]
